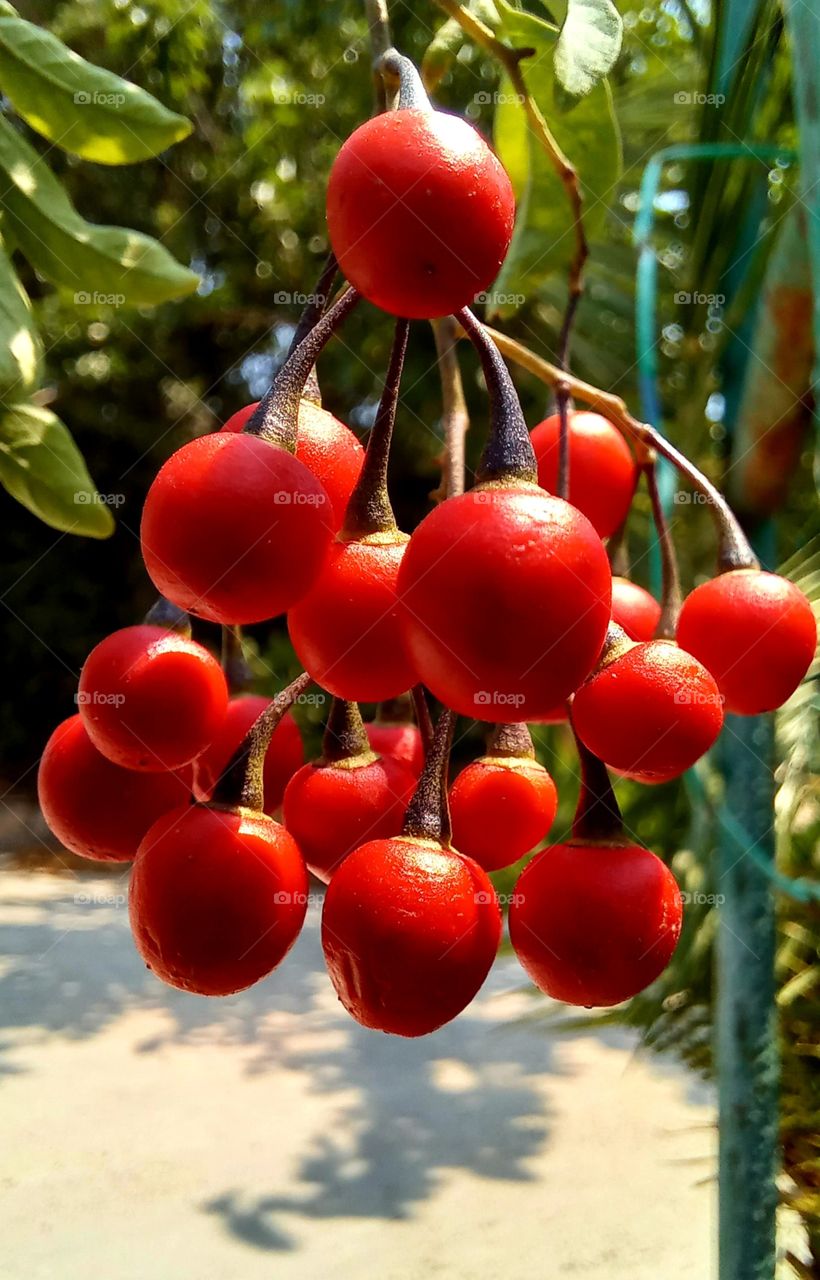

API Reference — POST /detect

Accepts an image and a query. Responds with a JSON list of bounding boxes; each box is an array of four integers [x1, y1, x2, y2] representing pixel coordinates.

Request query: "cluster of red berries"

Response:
[[38, 49, 817, 1035]]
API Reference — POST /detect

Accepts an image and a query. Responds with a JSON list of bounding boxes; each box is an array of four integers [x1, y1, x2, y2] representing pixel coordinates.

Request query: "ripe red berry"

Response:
[[610, 576, 662, 642], [571, 635, 724, 783], [38, 716, 191, 862], [449, 755, 557, 871], [193, 695, 303, 813], [288, 536, 416, 701], [283, 751, 416, 884], [509, 840, 682, 1006], [141, 432, 333, 624], [676, 569, 817, 714], [530, 411, 637, 538], [221, 399, 364, 529], [322, 836, 502, 1035], [326, 110, 514, 319], [364, 719, 424, 778], [397, 487, 612, 721], [78, 624, 228, 772], [130, 803, 307, 996]]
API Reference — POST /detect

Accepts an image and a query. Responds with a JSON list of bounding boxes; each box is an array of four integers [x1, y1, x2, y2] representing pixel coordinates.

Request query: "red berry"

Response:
[[530, 411, 637, 538], [129, 804, 307, 996], [221, 399, 364, 529], [38, 716, 191, 862], [140, 432, 333, 624], [676, 569, 817, 714], [611, 576, 662, 642], [288, 536, 416, 701], [571, 639, 724, 783], [397, 487, 612, 721], [321, 836, 502, 1035], [509, 840, 682, 1006], [326, 110, 515, 319], [283, 753, 416, 883], [364, 720, 424, 778], [193, 695, 304, 813], [449, 756, 557, 871], [78, 624, 228, 772]]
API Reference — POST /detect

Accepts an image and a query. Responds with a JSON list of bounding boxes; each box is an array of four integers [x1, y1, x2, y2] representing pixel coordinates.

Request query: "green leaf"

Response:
[[0, 114, 199, 305], [553, 0, 622, 104], [0, 14, 191, 164], [422, 1, 502, 91], [0, 237, 41, 401], [0, 403, 114, 537]]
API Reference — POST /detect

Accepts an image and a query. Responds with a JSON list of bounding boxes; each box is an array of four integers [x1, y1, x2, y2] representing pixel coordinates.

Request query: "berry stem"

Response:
[[341, 317, 410, 539], [402, 706, 455, 843], [456, 307, 538, 487], [211, 671, 312, 812], [365, 0, 393, 111], [642, 458, 682, 639], [411, 684, 434, 757], [487, 721, 535, 760], [432, 315, 469, 499], [378, 48, 434, 112], [220, 625, 253, 694], [322, 699, 376, 765], [570, 728, 625, 844], [143, 595, 191, 636], [283, 251, 339, 406], [244, 286, 360, 452], [555, 289, 581, 501], [606, 517, 630, 576]]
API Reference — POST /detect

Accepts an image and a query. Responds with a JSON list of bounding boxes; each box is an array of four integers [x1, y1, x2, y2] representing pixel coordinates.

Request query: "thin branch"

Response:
[[642, 458, 682, 639], [365, 0, 393, 110], [431, 315, 469, 499]]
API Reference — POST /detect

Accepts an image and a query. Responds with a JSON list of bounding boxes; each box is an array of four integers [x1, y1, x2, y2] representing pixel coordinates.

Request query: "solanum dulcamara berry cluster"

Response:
[[39, 49, 817, 1034]]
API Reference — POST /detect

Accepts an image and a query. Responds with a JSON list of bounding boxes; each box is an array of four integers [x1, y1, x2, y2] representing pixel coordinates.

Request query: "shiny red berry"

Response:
[[221, 399, 364, 529], [397, 487, 612, 721], [530, 411, 637, 539], [610, 576, 662, 642], [283, 752, 416, 883], [129, 804, 307, 996], [509, 840, 683, 1006], [364, 719, 424, 778], [676, 569, 817, 714], [288, 535, 416, 702], [322, 835, 502, 1036], [449, 755, 557, 871], [326, 110, 515, 319], [38, 715, 191, 862], [571, 638, 724, 783], [193, 695, 304, 813], [141, 432, 333, 624], [78, 624, 228, 772]]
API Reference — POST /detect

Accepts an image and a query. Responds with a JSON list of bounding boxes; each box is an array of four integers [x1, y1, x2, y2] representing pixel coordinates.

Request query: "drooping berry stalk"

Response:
[[554, 290, 582, 502], [282, 251, 339, 406], [378, 47, 434, 112], [212, 671, 311, 812], [321, 698, 377, 765], [402, 706, 456, 843], [456, 307, 538, 486], [570, 727, 624, 845], [642, 456, 682, 640], [220, 624, 254, 695], [244, 286, 360, 451], [143, 595, 191, 636], [432, 315, 469, 500], [411, 685, 434, 757], [341, 317, 410, 538]]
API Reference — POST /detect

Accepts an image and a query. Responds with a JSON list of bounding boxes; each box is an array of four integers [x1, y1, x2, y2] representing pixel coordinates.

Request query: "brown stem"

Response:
[[402, 707, 455, 843], [321, 699, 375, 764], [457, 307, 537, 486], [432, 315, 469, 500], [220, 625, 253, 695], [555, 289, 581, 501], [283, 252, 339, 406], [365, 0, 393, 110], [643, 458, 682, 639], [244, 287, 360, 451], [570, 728, 624, 844], [411, 685, 434, 758], [487, 721, 535, 760], [211, 672, 311, 812], [606, 517, 630, 577], [341, 317, 409, 538]]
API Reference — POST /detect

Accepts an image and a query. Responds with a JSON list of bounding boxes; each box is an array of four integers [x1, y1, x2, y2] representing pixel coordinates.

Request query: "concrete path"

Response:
[[0, 868, 715, 1280]]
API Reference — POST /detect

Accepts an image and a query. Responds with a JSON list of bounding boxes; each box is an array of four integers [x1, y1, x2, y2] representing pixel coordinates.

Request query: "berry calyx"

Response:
[[38, 715, 191, 862], [571, 624, 724, 783], [530, 410, 637, 538], [509, 734, 682, 1006], [283, 700, 416, 883], [193, 695, 304, 813], [326, 50, 514, 319], [611, 576, 662, 642], [449, 723, 558, 870], [78, 624, 228, 772], [221, 398, 364, 530], [676, 569, 817, 714]]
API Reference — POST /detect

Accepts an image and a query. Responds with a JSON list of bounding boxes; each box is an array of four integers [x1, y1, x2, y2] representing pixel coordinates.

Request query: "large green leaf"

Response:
[[0, 402, 114, 537], [0, 114, 199, 304], [490, 0, 622, 307], [0, 237, 41, 401], [553, 0, 623, 104], [0, 11, 191, 164]]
